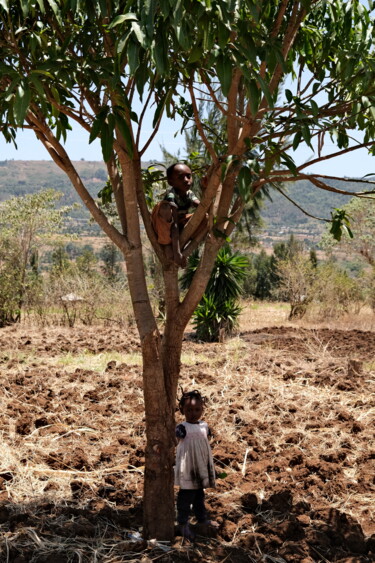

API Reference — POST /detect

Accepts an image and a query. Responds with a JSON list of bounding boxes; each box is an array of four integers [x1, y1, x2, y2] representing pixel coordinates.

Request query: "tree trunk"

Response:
[[142, 280, 186, 539], [142, 330, 177, 540]]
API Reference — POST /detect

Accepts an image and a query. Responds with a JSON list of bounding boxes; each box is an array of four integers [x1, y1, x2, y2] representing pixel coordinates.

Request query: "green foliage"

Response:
[[181, 245, 249, 341], [100, 242, 124, 283], [245, 250, 274, 300], [321, 196, 375, 265], [0, 239, 22, 326], [312, 261, 362, 318], [193, 294, 242, 343], [0, 189, 73, 323], [275, 252, 317, 319], [1, 0, 373, 222], [330, 208, 354, 241]]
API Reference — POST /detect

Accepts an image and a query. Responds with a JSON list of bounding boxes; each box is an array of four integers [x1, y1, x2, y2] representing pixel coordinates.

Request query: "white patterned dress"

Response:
[[174, 421, 216, 490]]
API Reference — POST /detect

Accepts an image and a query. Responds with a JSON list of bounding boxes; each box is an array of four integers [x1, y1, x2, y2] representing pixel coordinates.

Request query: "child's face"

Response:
[[169, 164, 193, 194], [183, 398, 203, 423]]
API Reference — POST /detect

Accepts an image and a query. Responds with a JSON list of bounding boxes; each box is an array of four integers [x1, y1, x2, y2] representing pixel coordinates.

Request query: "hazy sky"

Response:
[[1, 107, 374, 179]]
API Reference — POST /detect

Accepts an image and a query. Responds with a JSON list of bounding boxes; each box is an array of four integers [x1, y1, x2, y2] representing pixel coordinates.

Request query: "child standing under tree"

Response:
[[175, 390, 216, 540]]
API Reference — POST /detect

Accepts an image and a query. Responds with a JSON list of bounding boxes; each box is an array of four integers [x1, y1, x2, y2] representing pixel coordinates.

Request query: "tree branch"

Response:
[[26, 111, 128, 253], [188, 81, 217, 161]]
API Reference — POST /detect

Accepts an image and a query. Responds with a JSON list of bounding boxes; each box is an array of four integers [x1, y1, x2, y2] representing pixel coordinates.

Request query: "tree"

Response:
[[1, 0, 375, 540], [100, 242, 124, 283], [275, 250, 317, 319], [0, 189, 73, 324], [321, 197, 375, 266]]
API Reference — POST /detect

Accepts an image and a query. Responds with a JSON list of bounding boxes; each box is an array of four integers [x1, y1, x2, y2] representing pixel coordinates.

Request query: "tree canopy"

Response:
[[1, 1, 375, 194], [2, 0, 375, 540]]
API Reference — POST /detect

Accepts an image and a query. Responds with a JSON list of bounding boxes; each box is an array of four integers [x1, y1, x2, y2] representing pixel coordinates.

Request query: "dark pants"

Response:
[[177, 488, 207, 524]]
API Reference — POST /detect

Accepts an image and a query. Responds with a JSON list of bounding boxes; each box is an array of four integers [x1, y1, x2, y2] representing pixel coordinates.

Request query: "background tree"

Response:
[[1, 0, 375, 540], [321, 197, 375, 266], [100, 242, 124, 283], [275, 249, 317, 319], [312, 261, 363, 318], [0, 189, 73, 324]]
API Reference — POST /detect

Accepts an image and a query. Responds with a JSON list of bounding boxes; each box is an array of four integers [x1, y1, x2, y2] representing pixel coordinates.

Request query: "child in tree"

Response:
[[151, 163, 206, 268], [175, 390, 216, 539]]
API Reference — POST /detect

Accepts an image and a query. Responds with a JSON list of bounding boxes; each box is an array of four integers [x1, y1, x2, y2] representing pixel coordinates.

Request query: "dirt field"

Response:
[[0, 304, 374, 562]]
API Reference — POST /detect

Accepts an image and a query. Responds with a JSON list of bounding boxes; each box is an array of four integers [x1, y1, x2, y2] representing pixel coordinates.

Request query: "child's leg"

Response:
[[176, 489, 193, 524], [151, 202, 186, 267], [177, 489, 195, 539], [192, 488, 207, 523]]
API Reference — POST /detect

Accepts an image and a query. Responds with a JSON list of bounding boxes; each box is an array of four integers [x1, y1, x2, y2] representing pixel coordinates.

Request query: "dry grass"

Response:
[[0, 302, 374, 562]]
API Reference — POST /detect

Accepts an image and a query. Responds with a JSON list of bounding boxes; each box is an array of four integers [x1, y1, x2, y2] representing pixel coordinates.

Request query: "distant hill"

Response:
[[259, 178, 367, 246], [0, 159, 108, 234], [0, 159, 371, 244]]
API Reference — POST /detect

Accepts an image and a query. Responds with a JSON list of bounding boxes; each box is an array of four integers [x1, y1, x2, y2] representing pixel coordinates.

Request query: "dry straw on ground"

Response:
[[0, 302, 374, 562]]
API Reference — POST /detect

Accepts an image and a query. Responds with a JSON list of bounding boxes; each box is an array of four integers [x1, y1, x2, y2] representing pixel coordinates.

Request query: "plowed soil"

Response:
[[0, 315, 374, 562]]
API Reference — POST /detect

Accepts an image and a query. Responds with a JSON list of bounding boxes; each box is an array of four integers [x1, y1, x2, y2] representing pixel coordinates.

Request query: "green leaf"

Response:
[[310, 99, 319, 117], [108, 13, 138, 29], [29, 74, 45, 98], [143, 0, 157, 38], [35, 0, 45, 12], [5, 76, 21, 101], [0, 0, 9, 11], [301, 124, 312, 149], [46, 0, 61, 23], [113, 108, 134, 157], [217, 21, 230, 48], [175, 22, 191, 50], [237, 166, 252, 202], [247, 80, 260, 115], [30, 69, 55, 79], [330, 208, 354, 241], [127, 40, 140, 73], [100, 122, 113, 163], [256, 73, 274, 108], [89, 108, 108, 144], [216, 54, 232, 97], [285, 89, 293, 103], [131, 21, 146, 46], [152, 34, 168, 74], [292, 131, 302, 151], [134, 63, 148, 99], [152, 93, 167, 128], [280, 153, 297, 175], [20, 0, 29, 17], [98, 181, 113, 204], [14, 84, 31, 125], [188, 45, 203, 63]]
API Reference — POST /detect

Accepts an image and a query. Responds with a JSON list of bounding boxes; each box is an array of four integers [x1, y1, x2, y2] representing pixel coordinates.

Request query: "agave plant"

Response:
[[181, 245, 249, 342]]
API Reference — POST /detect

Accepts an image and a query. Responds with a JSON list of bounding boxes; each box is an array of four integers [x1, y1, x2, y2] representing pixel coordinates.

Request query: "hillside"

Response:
[[260, 179, 360, 246], [0, 159, 369, 244]]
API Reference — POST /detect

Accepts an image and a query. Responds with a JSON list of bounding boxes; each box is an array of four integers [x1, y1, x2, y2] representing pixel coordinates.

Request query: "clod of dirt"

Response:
[[15, 415, 33, 435], [240, 492, 258, 513], [262, 488, 293, 512]]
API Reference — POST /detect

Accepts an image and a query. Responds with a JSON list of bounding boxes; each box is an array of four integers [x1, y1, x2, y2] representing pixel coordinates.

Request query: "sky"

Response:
[[1, 105, 374, 179]]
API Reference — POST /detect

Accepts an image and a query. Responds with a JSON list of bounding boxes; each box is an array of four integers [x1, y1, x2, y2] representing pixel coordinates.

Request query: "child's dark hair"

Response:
[[178, 390, 205, 413], [166, 162, 190, 181]]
